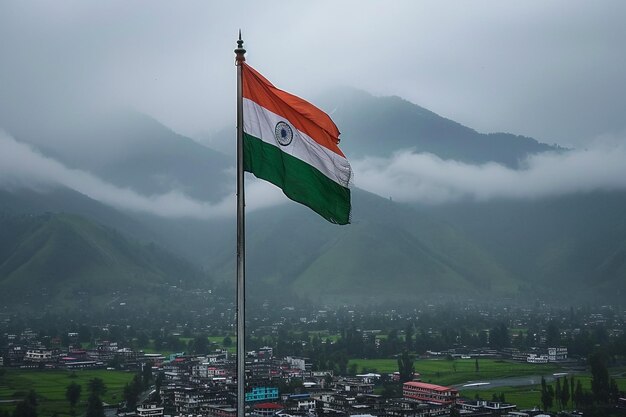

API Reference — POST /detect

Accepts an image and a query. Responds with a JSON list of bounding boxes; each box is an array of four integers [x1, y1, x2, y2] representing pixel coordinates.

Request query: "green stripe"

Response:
[[243, 133, 351, 225]]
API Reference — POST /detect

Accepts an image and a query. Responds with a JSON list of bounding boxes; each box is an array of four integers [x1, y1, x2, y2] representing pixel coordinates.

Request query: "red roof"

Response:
[[403, 381, 455, 392], [254, 403, 283, 409]]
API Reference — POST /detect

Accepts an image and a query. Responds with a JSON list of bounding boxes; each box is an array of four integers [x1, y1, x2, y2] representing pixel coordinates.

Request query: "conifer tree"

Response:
[[561, 375, 570, 408], [85, 394, 104, 417]]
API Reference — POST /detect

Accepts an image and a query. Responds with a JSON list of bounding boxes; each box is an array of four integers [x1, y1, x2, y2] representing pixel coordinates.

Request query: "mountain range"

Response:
[[1, 88, 624, 310]]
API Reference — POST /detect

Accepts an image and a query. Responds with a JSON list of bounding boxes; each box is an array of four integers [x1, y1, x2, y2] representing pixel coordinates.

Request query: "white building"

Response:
[[527, 354, 549, 364], [548, 347, 568, 361], [136, 404, 164, 417], [25, 349, 52, 362]]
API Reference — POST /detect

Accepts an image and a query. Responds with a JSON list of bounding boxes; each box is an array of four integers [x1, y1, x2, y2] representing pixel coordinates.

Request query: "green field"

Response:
[[0, 369, 134, 417], [460, 384, 543, 409], [351, 358, 626, 410], [349, 358, 561, 385], [461, 373, 626, 410]]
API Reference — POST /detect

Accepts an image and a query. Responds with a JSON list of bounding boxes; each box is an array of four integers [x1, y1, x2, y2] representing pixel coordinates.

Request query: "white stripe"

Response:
[[243, 98, 351, 188]]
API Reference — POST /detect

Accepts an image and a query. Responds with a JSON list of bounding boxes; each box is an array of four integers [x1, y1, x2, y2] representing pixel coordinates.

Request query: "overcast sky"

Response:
[[2, 1, 626, 216], [2, 1, 626, 148]]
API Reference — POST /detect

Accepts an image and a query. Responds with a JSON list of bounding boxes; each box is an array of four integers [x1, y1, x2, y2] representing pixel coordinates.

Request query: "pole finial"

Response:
[[235, 30, 246, 65]]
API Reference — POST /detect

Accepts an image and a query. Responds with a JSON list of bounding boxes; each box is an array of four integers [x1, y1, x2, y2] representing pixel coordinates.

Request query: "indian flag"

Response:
[[242, 63, 352, 224]]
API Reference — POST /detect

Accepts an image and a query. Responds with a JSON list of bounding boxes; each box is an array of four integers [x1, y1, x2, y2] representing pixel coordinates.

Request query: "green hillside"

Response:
[[2, 97, 625, 305], [0, 212, 210, 310], [207, 189, 522, 302], [428, 191, 626, 301]]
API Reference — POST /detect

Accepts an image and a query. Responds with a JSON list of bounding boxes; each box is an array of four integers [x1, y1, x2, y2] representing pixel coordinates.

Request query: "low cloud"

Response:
[[5, 129, 626, 215], [353, 143, 626, 204], [0, 131, 285, 218]]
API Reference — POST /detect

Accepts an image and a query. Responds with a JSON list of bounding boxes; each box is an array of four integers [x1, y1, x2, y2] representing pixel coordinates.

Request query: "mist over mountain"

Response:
[[208, 88, 559, 167], [1, 88, 626, 306]]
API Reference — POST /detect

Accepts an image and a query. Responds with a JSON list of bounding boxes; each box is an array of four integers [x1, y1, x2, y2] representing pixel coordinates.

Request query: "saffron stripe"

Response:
[[243, 98, 351, 188], [242, 63, 344, 157]]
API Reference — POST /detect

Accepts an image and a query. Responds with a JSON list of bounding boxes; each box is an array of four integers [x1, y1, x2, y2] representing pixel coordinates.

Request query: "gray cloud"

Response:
[[4, 127, 626, 214], [353, 141, 626, 204], [0, 132, 285, 218], [1, 1, 625, 148]]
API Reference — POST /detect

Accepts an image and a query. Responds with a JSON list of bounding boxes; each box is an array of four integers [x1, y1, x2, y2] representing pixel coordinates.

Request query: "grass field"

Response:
[[460, 384, 543, 409], [348, 358, 561, 385], [0, 369, 134, 417], [461, 373, 626, 410], [351, 358, 626, 410]]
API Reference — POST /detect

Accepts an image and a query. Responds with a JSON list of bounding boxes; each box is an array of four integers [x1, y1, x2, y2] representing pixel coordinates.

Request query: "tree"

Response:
[[555, 378, 562, 409], [573, 380, 583, 408], [192, 334, 210, 354], [222, 336, 232, 347], [397, 350, 415, 383], [65, 382, 82, 409], [541, 377, 554, 411], [609, 378, 619, 404], [85, 394, 105, 417], [589, 351, 609, 403], [405, 322, 414, 352], [155, 372, 165, 391], [142, 362, 153, 388], [475, 358, 479, 373], [348, 363, 358, 376], [87, 378, 107, 397], [13, 390, 37, 417], [123, 374, 143, 410], [136, 332, 149, 348], [561, 375, 570, 408], [546, 321, 560, 346], [545, 385, 555, 410], [381, 382, 401, 399], [489, 323, 509, 349]]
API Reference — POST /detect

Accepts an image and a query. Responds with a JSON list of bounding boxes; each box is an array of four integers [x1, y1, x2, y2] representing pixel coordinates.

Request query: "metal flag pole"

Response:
[[234, 31, 246, 417]]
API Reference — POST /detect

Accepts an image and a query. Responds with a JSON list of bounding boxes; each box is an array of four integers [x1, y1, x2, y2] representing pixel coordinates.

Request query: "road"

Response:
[[453, 372, 575, 390]]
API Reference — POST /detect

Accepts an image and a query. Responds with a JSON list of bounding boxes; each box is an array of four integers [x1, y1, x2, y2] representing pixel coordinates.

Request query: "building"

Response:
[[246, 386, 279, 402], [174, 387, 207, 414], [548, 347, 568, 361], [526, 354, 549, 364], [335, 380, 374, 394], [205, 405, 237, 417], [24, 348, 53, 362], [252, 402, 284, 417], [284, 356, 311, 372], [459, 400, 516, 413], [136, 404, 164, 417], [402, 382, 458, 405]]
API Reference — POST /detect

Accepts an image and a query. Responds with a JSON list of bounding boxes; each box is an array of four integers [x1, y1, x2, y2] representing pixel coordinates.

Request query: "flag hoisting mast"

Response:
[[234, 31, 246, 417]]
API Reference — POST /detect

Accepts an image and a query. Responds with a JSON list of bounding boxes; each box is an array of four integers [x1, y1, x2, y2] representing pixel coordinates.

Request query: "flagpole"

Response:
[[234, 31, 246, 417]]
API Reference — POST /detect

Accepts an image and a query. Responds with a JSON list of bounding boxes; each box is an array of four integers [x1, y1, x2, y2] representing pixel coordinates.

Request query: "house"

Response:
[[402, 381, 458, 405], [136, 404, 163, 417], [547, 347, 567, 361], [246, 386, 279, 403], [24, 348, 53, 362], [252, 402, 284, 417]]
